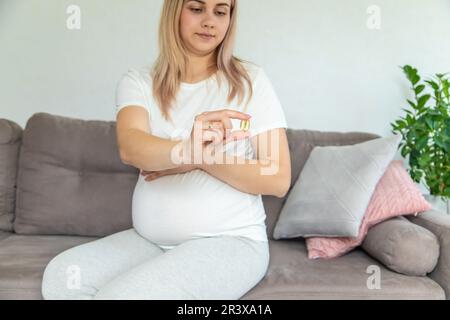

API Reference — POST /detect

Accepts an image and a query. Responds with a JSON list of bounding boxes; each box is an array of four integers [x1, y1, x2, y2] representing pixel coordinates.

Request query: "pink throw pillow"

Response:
[[306, 160, 432, 259]]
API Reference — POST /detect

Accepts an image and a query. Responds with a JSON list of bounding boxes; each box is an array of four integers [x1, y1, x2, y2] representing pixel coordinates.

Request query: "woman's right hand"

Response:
[[183, 109, 252, 164]]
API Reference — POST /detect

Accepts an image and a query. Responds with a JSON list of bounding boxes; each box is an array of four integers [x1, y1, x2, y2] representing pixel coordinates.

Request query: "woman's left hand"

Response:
[[140, 163, 198, 182]]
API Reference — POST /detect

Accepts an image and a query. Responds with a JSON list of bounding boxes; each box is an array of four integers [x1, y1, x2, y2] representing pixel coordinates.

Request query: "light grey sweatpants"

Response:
[[41, 229, 269, 300]]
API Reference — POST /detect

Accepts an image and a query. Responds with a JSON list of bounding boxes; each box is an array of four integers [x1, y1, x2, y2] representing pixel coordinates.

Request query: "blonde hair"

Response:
[[151, 0, 254, 124]]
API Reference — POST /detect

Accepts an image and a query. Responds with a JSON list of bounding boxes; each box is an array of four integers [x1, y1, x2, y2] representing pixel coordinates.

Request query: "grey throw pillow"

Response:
[[273, 134, 402, 239]]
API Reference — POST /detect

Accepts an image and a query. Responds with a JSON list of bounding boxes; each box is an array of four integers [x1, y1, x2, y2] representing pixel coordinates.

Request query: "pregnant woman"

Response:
[[41, 0, 291, 300]]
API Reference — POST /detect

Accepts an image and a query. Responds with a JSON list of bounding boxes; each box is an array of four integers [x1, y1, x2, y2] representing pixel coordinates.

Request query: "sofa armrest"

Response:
[[406, 209, 450, 300], [0, 119, 23, 232]]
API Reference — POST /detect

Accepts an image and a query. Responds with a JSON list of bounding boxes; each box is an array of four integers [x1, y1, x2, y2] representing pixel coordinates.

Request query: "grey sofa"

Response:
[[0, 112, 449, 300]]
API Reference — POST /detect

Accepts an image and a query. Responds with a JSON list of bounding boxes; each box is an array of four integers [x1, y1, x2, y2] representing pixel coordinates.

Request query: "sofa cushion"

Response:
[[0, 231, 12, 241], [0, 119, 23, 232], [263, 129, 381, 239], [273, 134, 402, 239], [14, 113, 138, 237], [0, 233, 97, 299], [1, 235, 444, 300], [362, 216, 440, 276], [241, 239, 445, 300]]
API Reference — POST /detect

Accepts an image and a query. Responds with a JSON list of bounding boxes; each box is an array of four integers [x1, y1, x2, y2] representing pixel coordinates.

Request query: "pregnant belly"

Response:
[[131, 170, 255, 246]]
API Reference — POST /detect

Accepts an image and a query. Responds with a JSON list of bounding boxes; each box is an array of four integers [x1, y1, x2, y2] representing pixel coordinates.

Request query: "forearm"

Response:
[[120, 129, 183, 172], [200, 154, 289, 198]]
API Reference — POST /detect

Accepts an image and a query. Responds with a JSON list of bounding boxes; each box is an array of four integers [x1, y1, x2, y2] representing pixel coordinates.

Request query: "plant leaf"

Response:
[[442, 79, 449, 100], [415, 85, 426, 95], [402, 108, 413, 115], [407, 99, 417, 109], [403, 65, 420, 85], [417, 94, 431, 108], [435, 136, 448, 152], [425, 117, 434, 130], [425, 79, 439, 91]]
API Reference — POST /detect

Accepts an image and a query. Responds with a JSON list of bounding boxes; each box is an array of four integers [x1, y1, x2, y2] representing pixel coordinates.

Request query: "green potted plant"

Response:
[[391, 65, 450, 214]]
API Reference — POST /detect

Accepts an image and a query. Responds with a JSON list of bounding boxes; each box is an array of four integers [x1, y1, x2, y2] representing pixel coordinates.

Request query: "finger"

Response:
[[203, 128, 224, 144], [224, 109, 252, 121], [197, 115, 232, 132], [220, 115, 233, 132], [197, 110, 251, 128], [202, 121, 224, 131], [224, 130, 250, 144], [211, 128, 225, 144], [209, 125, 226, 142], [143, 172, 154, 178], [145, 170, 180, 181], [204, 130, 224, 144], [144, 171, 165, 181]]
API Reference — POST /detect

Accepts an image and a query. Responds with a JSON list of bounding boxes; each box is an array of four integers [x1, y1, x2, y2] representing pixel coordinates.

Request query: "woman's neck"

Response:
[[183, 52, 217, 84]]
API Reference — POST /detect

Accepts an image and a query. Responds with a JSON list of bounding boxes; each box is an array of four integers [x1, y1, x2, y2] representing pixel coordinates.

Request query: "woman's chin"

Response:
[[189, 43, 218, 54]]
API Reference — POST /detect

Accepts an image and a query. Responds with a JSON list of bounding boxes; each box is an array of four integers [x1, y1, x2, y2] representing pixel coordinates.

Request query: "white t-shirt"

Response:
[[115, 62, 288, 249]]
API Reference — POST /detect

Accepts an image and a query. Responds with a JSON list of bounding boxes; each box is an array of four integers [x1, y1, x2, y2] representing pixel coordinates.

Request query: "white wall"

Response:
[[1, 0, 449, 137]]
